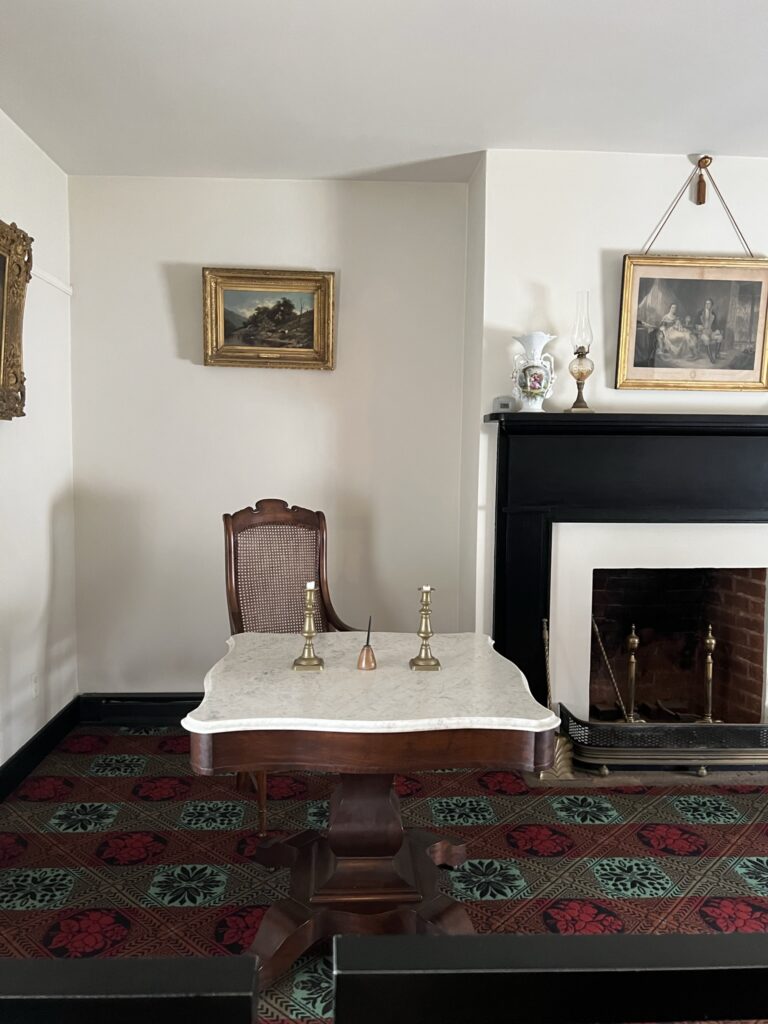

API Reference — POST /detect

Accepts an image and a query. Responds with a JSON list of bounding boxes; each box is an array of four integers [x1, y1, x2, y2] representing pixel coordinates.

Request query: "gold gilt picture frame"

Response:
[[0, 218, 33, 420], [616, 254, 768, 391], [203, 267, 335, 370]]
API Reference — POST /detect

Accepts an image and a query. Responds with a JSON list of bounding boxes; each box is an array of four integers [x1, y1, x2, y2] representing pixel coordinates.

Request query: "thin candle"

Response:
[[366, 615, 372, 646]]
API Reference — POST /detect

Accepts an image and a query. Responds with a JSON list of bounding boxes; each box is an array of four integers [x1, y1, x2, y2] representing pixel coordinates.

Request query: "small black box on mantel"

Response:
[[333, 934, 768, 1024]]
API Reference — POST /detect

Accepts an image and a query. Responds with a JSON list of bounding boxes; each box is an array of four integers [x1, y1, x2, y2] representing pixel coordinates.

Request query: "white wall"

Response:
[[69, 176, 467, 693], [458, 156, 485, 630], [476, 150, 768, 633], [0, 109, 76, 761]]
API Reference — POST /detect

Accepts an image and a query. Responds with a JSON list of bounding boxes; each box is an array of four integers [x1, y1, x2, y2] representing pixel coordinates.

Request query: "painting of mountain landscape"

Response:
[[223, 289, 315, 349]]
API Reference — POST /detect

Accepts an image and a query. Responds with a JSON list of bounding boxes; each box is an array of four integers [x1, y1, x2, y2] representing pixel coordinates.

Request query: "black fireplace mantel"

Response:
[[486, 412, 768, 437], [485, 412, 768, 705]]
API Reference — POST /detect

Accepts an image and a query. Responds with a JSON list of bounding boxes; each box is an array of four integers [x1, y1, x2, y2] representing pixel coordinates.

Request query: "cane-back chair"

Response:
[[223, 498, 355, 833]]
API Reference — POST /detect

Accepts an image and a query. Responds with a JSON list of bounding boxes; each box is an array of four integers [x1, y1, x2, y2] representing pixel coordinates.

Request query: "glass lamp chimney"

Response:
[[572, 290, 593, 354]]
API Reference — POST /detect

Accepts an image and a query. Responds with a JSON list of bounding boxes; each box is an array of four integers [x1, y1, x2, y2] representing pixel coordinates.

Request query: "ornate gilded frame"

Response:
[[203, 267, 335, 370], [0, 219, 33, 419], [616, 254, 768, 391]]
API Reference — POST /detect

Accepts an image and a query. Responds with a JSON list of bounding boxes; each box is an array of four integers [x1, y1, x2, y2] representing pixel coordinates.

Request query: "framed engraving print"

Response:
[[0, 219, 33, 420], [203, 267, 335, 370], [616, 254, 768, 391]]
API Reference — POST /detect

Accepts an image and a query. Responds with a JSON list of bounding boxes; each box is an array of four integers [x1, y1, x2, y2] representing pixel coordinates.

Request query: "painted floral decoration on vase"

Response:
[[511, 332, 556, 412]]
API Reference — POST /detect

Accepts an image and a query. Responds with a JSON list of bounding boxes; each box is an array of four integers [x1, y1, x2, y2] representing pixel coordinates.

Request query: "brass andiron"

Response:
[[292, 582, 324, 672], [624, 624, 644, 723], [698, 624, 720, 724], [357, 615, 377, 670], [409, 586, 441, 671]]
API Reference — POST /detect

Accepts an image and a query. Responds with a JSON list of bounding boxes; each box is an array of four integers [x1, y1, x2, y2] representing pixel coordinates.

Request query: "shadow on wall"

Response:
[[74, 484, 235, 692], [0, 487, 77, 763], [42, 488, 78, 723], [74, 486, 144, 690], [162, 263, 205, 365], [326, 489, 378, 631], [600, 249, 627, 385]]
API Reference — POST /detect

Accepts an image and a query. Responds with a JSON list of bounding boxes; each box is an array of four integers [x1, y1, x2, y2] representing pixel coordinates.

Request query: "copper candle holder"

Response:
[[357, 615, 377, 670], [409, 586, 441, 671], [293, 582, 324, 671]]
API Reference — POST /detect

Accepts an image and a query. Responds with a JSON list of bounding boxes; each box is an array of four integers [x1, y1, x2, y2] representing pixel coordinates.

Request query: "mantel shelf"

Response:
[[484, 412, 768, 437]]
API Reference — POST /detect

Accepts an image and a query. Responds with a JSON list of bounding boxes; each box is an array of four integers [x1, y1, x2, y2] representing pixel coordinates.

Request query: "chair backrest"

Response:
[[224, 499, 330, 635]]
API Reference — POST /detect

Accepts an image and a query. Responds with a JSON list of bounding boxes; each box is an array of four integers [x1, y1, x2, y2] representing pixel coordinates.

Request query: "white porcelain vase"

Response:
[[511, 332, 556, 412]]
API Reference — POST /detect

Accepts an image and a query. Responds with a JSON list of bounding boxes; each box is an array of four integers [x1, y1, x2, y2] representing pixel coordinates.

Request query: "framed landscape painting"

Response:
[[203, 267, 335, 370], [616, 254, 768, 391]]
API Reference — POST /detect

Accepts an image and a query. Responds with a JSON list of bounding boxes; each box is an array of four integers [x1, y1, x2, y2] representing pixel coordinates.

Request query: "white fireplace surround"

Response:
[[549, 522, 768, 722]]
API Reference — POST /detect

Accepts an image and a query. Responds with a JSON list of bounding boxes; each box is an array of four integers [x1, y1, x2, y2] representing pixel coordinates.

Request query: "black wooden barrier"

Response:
[[334, 933, 768, 1024], [0, 955, 257, 1023]]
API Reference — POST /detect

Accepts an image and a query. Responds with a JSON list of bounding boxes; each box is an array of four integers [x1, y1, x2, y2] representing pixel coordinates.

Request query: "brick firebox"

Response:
[[590, 568, 766, 724]]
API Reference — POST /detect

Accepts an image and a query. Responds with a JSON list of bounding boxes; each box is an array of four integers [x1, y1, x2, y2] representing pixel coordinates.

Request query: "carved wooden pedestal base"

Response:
[[248, 772, 473, 988]]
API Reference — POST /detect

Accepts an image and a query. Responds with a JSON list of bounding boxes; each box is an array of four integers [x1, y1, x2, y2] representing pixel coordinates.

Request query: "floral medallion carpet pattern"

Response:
[[4, 729, 768, 1021]]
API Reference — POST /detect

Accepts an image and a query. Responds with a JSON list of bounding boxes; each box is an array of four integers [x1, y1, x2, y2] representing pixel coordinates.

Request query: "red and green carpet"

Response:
[[3, 726, 768, 1021]]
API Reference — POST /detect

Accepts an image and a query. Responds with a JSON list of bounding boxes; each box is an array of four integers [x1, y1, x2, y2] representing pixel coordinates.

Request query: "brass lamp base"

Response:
[[565, 348, 594, 413]]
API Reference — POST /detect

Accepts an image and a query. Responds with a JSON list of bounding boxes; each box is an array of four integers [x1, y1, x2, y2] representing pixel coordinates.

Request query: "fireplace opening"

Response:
[[590, 568, 767, 725]]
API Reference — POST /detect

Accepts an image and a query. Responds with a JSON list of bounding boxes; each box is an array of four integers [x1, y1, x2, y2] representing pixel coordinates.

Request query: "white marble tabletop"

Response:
[[182, 632, 560, 736]]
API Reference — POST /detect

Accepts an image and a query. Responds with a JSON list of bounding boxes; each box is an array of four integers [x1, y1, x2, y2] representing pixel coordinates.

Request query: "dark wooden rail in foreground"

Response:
[[334, 933, 768, 1024], [0, 956, 257, 1024]]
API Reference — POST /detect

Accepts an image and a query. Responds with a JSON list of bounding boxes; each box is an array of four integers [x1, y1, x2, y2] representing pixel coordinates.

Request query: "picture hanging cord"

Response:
[[642, 156, 754, 258]]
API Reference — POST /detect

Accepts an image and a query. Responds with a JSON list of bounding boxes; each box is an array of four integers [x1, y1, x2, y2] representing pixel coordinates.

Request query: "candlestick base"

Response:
[[409, 657, 441, 671], [293, 655, 324, 671]]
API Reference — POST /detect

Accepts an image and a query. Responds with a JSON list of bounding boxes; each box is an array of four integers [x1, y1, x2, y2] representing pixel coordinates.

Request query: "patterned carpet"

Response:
[[3, 726, 768, 1021]]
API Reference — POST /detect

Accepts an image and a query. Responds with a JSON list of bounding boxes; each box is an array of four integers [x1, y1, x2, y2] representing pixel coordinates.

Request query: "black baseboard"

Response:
[[0, 692, 204, 799], [79, 692, 204, 727], [0, 697, 81, 801], [0, 955, 256, 1023]]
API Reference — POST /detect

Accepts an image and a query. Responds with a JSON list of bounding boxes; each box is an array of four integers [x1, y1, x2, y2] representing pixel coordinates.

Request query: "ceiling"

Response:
[[1, 0, 767, 180]]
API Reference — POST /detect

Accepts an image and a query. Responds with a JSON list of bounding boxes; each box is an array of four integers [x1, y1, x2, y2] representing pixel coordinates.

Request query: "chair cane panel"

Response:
[[235, 524, 328, 634]]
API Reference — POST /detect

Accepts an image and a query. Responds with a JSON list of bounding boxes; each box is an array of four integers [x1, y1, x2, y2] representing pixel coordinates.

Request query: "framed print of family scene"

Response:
[[203, 267, 335, 370], [0, 218, 33, 420], [616, 254, 768, 391]]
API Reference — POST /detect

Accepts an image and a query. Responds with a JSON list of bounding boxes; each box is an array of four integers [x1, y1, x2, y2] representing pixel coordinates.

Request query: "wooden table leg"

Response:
[[247, 773, 474, 988]]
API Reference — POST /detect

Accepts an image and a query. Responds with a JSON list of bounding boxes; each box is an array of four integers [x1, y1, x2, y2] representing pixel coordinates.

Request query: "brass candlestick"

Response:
[[698, 624, 720, 724], [624, 624, 644, 723], [409, 586, 441, 671], [292, 582, 324, 671]]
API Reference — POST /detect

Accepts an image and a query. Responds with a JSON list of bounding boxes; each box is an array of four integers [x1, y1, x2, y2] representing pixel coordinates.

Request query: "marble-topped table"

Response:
[[183, 632, 559, 985]]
